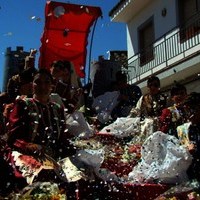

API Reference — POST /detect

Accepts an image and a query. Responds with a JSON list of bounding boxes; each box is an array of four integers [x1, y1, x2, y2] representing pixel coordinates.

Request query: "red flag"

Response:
[[39, 1, 102, 78]]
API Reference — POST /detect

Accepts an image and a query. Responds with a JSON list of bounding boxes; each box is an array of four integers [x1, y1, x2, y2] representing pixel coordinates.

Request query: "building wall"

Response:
[[3, 46, 30, 92], [90, 57, 121, 98], [186, 79, 200, 93], [126, 0, 177, 58], [110, 0, 200, 95]]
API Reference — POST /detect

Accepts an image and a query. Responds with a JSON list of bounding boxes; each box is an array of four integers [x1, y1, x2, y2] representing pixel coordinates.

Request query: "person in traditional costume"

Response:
[[0, 49, 37, 136], [1, 69, 76, 196], [159, 83, 188, 138], [111, 70, 142, 120], [129, 76, 167, 131], [50, 60, 84, 113]]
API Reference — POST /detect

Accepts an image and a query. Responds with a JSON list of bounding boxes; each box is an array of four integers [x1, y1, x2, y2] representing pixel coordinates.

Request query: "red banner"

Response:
[[39, 1, 102, 77]]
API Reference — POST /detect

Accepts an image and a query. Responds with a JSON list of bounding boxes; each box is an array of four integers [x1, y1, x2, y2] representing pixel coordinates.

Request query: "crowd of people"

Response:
[[0, 50, 200, 199]]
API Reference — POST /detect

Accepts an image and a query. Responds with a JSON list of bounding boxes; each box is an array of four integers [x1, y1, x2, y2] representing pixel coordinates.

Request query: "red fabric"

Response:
[[159, 108, 171, 133], [101, 158, 136, 177], [39, 1, 102, 78]]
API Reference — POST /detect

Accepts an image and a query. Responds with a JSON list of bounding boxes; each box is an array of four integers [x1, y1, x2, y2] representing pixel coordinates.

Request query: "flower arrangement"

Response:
[[73, 135, 142, 177], [12, 182, 66, 200]]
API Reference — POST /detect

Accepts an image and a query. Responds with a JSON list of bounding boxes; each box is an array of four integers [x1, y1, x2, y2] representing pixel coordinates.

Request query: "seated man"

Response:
[[111, 71, 142, 119]]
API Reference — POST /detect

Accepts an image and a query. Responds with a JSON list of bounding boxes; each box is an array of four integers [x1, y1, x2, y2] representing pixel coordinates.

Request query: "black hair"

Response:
[[19, 67, 38, 85], [170, 83, 187, 97], [115, 71, 127, 82], [51, 60, 71, 72], [147, 76, 160, 87], [34, 68, 54, 83]]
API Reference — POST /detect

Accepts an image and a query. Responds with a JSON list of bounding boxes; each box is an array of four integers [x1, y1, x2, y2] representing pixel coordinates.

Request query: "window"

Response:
[[179, 0, 200, 41], [138, 17, 155, 65]]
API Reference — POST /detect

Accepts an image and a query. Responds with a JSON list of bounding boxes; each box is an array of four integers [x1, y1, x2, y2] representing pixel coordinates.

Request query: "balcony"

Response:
[[127, 12, 200, 85]]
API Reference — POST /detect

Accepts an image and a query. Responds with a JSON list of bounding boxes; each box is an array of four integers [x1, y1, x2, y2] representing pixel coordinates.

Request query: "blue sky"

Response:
[[0, 0, 127, 91]]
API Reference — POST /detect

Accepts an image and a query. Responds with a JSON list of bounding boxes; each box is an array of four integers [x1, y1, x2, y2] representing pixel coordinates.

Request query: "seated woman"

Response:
[[159, 83, 188, 138], [50, 60, 94, 139], [50, 60, 83, 113], [2, 69, 76, 194]]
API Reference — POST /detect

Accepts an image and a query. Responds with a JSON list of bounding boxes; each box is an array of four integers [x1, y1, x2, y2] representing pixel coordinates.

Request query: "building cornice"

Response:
[[109, 0, 127, 17]]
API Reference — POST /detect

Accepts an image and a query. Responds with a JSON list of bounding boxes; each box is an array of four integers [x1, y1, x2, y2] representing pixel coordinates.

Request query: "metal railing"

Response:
[[127, 12, 200, 84]]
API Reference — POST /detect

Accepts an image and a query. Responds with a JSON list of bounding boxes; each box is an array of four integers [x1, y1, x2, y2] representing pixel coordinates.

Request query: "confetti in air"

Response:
[[31, 16, 36, 20], [30, 16, 41, 22], [64, 43, 72, 46], [3, 32, 13, 36], [85, 7, 89, 13], [80, 66, 84, 70]]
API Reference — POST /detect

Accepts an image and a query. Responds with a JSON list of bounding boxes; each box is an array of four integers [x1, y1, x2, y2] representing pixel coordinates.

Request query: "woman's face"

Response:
[[51, 67, 63, 80], [51, 67, 70, 82], [33, 73, 53, 97]]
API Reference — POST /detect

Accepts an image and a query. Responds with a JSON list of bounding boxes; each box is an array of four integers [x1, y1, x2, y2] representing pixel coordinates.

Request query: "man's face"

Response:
[[148, 81, 160, 95], [33, 74, 52, 97]]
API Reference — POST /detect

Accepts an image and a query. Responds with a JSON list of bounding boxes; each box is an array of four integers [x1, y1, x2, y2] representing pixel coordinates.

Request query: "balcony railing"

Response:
[[127, 12, 200, 84]]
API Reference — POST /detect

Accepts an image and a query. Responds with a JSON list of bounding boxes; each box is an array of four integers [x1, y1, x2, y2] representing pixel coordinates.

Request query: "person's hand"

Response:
[[30, 49, 37, 56]]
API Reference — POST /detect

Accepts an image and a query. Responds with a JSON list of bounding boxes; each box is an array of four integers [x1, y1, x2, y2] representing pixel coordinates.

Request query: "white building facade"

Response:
[[109, 0, 200, 94]]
